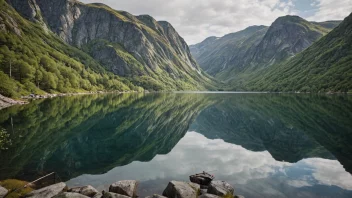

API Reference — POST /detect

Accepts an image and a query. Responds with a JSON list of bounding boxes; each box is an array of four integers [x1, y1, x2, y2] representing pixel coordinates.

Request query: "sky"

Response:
[[80, 0, 352, 45]]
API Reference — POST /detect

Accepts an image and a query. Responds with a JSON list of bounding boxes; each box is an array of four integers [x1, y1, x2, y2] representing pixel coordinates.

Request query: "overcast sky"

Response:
[[80, 0, 352, 45]]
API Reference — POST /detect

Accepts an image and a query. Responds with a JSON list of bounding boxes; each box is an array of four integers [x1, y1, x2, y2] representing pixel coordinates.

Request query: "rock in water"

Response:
[[0, 185, 8, 198], [162, 181, 200, 198], [25, 182, 67, 198], [145, 194, 167, 198], [53, 192, 90, 197], [199, 194, 221, 198], [102, 192, 131, 198], [109, 180, 138, 197], [207, 181, 234, 196], [69, 185, 99, 197]]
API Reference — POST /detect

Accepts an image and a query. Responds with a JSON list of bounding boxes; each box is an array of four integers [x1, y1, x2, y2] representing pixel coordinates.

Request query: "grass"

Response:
[[0, 179, 33, 198]]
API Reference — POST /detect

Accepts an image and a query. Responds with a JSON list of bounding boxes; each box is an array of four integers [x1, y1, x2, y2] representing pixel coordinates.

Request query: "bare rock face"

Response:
[[109, 180, 138, 197], [8, 0, 204, 82], [162, 181, 200, 198], [0, 185, 8, 198], [53, 192, 90, 198], [69, 185, 99, 197], [25, 182, 67, 198], [102, 192, 131, 198], [207, 181, 234, 197]]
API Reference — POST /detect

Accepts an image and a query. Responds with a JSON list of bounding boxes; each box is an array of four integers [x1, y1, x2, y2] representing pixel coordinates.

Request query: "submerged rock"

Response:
[[199, 194, 221, 198], [69, 185, 99, 197], [109, 180, 138, 197], [102, 192, 130, 198], [0, 185, 8, 198], [207, 181, 234, 196], [25, 182, 67, 198], [162, 181, 199, 198], [53, 192, 89, 198], [145, 194, 167, 198]]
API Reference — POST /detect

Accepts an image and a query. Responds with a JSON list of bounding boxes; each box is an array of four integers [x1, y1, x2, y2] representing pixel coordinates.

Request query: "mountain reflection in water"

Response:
[[0, 93, 351, 198]]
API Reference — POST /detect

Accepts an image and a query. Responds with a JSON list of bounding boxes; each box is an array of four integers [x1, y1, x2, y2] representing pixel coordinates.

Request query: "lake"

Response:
[[0, 93, 351, 198]]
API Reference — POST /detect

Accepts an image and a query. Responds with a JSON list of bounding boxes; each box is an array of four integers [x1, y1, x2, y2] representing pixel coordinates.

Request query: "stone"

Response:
[[199, 194, 221, 198], [189, 172, 214, 186], [145, 194, 167, 198], [92, 192, 103, 198], [162, 181, 199, 198], [102, 192, 131, 198], [25, 182, 67, 198], [207, 181, 234, 197], [0, 185, 8, 198], [234, 196, 245, 198], [53, 192, 90, 198], [69, 185, 99, 197], [109, 180, 138, 197]]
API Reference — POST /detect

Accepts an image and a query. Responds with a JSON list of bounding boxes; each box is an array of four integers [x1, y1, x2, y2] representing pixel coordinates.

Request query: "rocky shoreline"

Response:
[[0, 175, 244, 198], [0, 94, 28, 110]]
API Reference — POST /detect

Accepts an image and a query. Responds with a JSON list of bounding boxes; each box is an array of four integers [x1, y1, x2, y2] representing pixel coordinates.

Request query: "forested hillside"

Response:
[[0, 0, 215, 98]]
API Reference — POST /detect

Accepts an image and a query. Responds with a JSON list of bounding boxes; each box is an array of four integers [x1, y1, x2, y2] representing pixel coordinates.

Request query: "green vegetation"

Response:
[[221, 13, 352, 93], [0, 179, 33, 198]]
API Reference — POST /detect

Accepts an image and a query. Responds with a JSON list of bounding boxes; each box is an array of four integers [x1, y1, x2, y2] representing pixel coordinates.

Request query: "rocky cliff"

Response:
[[191, 15, 340, 81], [4, 0, 214, 94]]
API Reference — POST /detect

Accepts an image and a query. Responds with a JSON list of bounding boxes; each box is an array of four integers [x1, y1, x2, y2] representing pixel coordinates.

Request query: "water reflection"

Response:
[[0, 93, 351, 198], [68, 132, 352, 198]]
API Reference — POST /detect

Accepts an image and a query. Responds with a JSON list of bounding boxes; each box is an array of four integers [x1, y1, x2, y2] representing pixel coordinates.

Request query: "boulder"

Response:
[[199, 194, 221, 198], [102, 192, 131, 198], [25, 182, 67, 198], [189, 172, 214, 186], [109, 180, 138, 197], [53, 192, 90, 198], [69, 185, 99, 197], [0, 185, 8, 198], [93, 192, 103, 198], [162, 181, 200, 198], [207, 181, 234, 197], [145, 194, 167, 198]]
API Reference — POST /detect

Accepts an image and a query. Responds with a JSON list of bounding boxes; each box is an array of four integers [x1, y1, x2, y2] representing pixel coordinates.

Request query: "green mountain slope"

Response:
[[241, 12, 352, 92], [190, 15, 340, 82], [0, 0, 215, 98], [190, 26, 268, 76]]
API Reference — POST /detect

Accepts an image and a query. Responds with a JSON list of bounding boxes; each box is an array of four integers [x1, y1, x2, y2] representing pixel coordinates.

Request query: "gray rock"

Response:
[[207, 181, 234, 197], [69, 185, 99, 197], [92, 192, 103, 198], [200, 189, 207, 195], [199, 194, 221, 198], [109, 180, 138, 197], [102, 192, 130, 198], [145, 194, 167, 198], [162, 181, 199, 198], [25, 182, 67, 198], [53, 192, 90, 198], [0, 185, 8, 198]]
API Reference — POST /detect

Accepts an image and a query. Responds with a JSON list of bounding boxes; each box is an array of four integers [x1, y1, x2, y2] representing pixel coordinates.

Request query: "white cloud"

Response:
[[307, 0, 352, 21]]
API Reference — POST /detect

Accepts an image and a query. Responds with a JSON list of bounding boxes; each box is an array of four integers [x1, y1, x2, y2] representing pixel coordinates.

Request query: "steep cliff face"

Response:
[[7, 0, 213, 91], [191, 15, 340, 81], [190, 26, 268, 76], [250, 15, 333, 68]]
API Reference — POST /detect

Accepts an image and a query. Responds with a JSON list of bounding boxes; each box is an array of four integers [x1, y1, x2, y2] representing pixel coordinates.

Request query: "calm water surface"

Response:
[[0, 93, 351, 198]]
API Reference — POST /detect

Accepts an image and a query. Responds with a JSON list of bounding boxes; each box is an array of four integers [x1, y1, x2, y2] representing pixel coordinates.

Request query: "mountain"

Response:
[[243, 12, 352, 92], [190, 26, 268, 76], [190, 15, 340, 81], [0, 0, 215, 98]]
